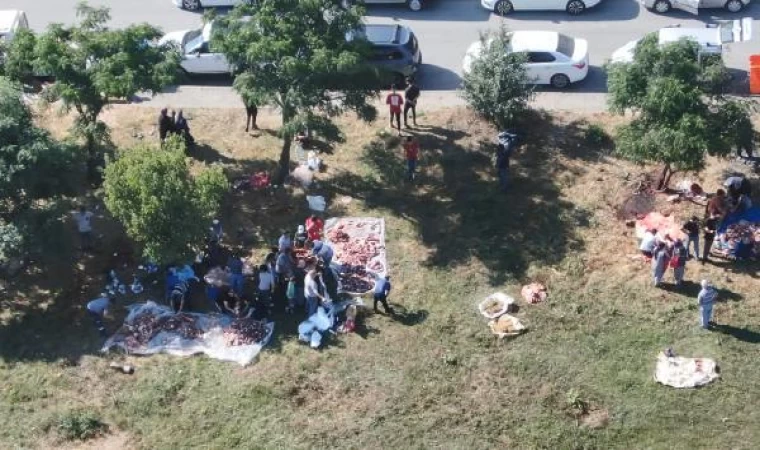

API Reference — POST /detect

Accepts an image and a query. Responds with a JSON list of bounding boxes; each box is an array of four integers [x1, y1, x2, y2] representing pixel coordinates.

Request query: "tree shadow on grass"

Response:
[[325, 111, 589, 285], [658, 280, 744, 301]]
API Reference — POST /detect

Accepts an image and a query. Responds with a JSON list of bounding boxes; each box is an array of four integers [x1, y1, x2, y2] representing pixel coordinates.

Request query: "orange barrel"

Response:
[[750, 55, 760, 95]]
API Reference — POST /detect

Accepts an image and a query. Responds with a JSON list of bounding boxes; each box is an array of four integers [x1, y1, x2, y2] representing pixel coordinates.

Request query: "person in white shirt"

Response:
[[304, 267, 326, 317], [86, 293, 111, 337], [73, 206, 94, 251], [639, 228, 657, 259], [257, 264, 275, 305]]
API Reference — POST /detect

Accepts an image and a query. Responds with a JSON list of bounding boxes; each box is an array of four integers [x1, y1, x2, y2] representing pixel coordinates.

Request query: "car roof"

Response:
[[362, 24, 410, 46], [510, 31, 559, 53]]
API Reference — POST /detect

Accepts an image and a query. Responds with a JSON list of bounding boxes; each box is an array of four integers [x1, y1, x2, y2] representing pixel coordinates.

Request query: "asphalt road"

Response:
[[3, 0, 760, 110]]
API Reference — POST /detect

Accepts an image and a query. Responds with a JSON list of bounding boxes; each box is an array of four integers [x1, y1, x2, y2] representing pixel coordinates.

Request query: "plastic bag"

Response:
[[307, 195, 326, 212]]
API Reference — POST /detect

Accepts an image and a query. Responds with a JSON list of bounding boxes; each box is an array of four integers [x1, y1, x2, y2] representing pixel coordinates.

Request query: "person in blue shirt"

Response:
[[373, 275, 393, 314], [310, 240, 334, 267], [226, 252, 245, 295]]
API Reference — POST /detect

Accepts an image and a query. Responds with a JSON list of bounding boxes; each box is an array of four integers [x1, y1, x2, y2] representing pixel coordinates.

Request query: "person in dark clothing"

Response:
[[244, 99, 258, 132], [702, 213, 719, 264], [174, 110, 194, 146], [495, 131, 517, 191], [681, 216, 700, 260], [158, 108, 172, 142], [373, 275, 393, 314], [404, 78, 420, 128]]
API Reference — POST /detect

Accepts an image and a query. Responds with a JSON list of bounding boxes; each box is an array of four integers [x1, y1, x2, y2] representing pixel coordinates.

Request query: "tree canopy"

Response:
[[607, 34, 755, 188], [103, 138, 228, 265], [0, 78, 81, 264], [212, 0, 380, 182], [461, 27, 534, 130], [16, 2, 180, 179]]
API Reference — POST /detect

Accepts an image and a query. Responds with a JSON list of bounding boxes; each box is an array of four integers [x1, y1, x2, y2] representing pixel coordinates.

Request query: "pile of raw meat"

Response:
[[325, 218, 387, 294], [223, 319, 270, 346], [122, 313, 202, 349], [723, 222, 760, 254]]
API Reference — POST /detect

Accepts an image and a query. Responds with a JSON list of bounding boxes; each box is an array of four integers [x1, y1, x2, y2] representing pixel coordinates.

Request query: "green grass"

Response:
[[1, 108, 759, 449]]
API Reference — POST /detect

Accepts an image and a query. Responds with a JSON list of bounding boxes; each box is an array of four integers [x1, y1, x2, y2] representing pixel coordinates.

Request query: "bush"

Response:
[[56, 411, 107, 441]]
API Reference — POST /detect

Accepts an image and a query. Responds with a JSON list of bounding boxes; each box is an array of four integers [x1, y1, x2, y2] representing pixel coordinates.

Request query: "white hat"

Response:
[[297, 225, 305, 233], [212, 219, 220, 225], [701, 279, 711, 289]]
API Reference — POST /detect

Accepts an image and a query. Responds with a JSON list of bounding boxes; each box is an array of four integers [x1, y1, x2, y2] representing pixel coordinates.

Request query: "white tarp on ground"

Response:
[[654, 352, 719, 388], [102, 302, 274, 366], [325, 217, 387, 295]]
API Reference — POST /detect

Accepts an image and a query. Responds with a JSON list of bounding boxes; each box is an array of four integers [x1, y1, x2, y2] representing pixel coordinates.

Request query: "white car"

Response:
[[610, 22, 752, 64], [481, 0, 603, 15], [173, 0, 256, 11], [159, 23, 232, 75], [341, 0, 425, 11], [463, 31, 589, 89]]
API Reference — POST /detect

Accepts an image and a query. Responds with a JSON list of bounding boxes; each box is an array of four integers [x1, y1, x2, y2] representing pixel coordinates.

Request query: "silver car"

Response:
[[641, 0, 750, 13]]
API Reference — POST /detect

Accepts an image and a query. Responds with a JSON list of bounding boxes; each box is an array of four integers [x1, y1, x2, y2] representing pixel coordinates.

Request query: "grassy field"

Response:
[[1, 104, 759, 449]]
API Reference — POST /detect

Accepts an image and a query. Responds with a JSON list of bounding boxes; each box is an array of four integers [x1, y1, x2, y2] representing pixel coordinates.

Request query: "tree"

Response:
[[212, 0, 379, 183], [0, 28, 37, 85], [0, 78, 81, 265], [103, 137, 228, 265], [22, 2, 180, 180], [607, 34, 754, 189], [461, 27, 534, 130]]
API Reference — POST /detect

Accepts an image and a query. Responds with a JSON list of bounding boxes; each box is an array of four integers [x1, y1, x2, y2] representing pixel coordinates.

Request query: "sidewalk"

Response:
[[138, 86, 610, 113]]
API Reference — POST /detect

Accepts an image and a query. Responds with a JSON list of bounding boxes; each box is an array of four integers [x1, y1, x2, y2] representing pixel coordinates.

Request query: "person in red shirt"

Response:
[[402, 136, 420, 182], [305, 214, 324, 242], [386, 85, 404, 133]]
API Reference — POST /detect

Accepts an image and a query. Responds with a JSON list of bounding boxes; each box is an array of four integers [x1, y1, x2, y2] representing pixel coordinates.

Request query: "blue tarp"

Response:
[[719, 207, 760, 233]]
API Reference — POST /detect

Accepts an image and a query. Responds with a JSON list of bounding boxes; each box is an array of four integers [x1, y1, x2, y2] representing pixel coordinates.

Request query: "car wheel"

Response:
[[653, 0, 671, 13], [550, 74, 571, 89], [566, 0, 585, 14], [182, 0, 201, 10], [725, 0, 744, 12], [494, 0, 514, 15], [408, 0, 422, 11]]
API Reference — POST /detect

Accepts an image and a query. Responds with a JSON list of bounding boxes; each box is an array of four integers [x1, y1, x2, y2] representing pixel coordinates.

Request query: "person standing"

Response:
[[287, 261, 307, 314], [651, 241, 670, 287], [257, 264, 275, 306], [73, 206, 95, 251], [158, 107, 172, 142], [702, 213, 719, 264], [275, 249, 294, 302], [404, 78, 420, 128], [697, 280, 717, 329], [278, 231, 292, 253], [386, 85, 404, 134], [226, 252, 245, 296], [305, 214, 324, 242], [86, 293, 111, 337], [244, 97, 258, 132], [495, 131, 517, 192], [639, 228, 658, 260], [402, 136, 420, 182], [174, 110, 194, 146], [304, 266, 326, 317], [671, 240, 688, 286], [706, 189, 728, 219], [373, 275, 393, 314], [681, 217, 700, 260], [293, 225, 308, 249], [309, 240, 334, 267]]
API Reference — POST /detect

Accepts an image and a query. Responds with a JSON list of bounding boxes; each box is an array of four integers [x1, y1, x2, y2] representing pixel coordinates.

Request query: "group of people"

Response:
[[385, 79, 421, 134], [158, 107, 193, 145]]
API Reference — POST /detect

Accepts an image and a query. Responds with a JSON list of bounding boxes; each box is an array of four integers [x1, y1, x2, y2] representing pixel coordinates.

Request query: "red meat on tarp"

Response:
[[636, 212, 686, 241]]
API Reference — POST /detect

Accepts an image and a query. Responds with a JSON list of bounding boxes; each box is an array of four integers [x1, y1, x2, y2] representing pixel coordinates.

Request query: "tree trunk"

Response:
[[656, 164, 675, 191], [85, 133, 99, 184], [275, 105, 295, 185]]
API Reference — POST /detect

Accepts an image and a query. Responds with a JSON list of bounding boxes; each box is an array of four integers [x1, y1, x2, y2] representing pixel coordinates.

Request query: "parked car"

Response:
[[610, 22, 752, 64], [640, 0, 750, 14], [341, 0, 426, 11], [462, 31, 589, 89], [173, 0, 256, 11], [481, 0, 603, 15], [159, 22, 232, 75], [0, 10, 29, 43], [348, 24, 422, 85]]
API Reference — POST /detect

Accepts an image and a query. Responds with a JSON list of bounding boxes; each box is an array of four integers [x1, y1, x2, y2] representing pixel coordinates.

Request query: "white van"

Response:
[[0, 10, 29, 43], [610, 19, 752, 64]]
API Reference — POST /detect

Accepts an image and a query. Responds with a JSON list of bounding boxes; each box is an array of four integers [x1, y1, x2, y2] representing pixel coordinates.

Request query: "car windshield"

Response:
[[183, 30, 204, 54], [556, 33, 575, 57]]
